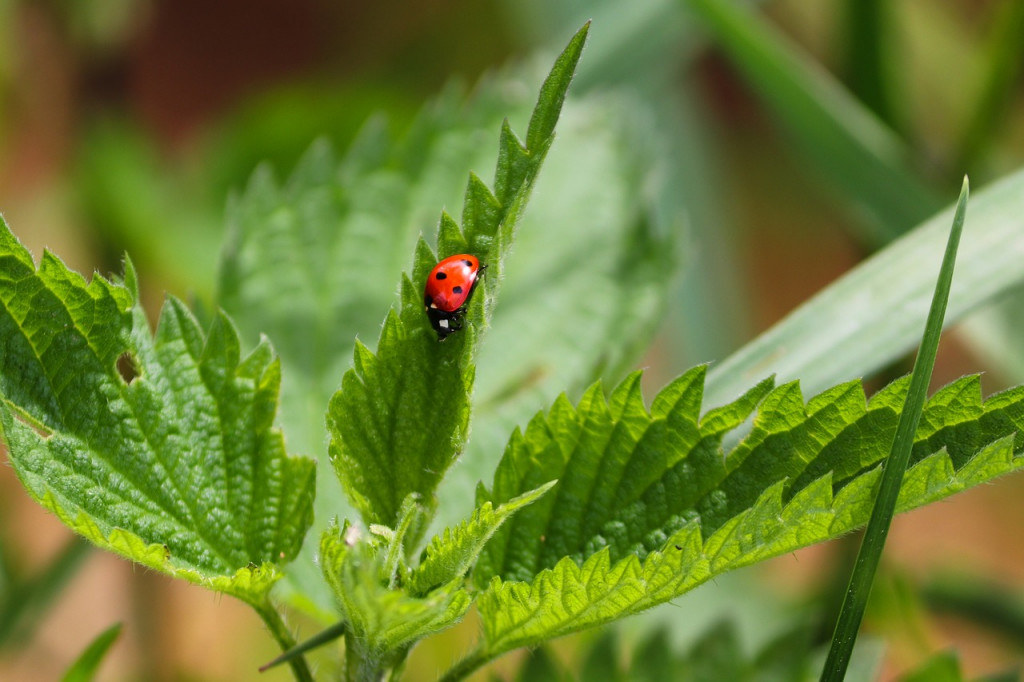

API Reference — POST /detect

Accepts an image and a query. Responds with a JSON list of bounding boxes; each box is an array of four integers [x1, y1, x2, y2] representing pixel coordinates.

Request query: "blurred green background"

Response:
[[2, 0, 1024, 679]]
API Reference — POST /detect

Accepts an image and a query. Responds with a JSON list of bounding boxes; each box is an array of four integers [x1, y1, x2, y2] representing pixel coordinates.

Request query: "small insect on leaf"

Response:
[[423, 254, 486, 340]]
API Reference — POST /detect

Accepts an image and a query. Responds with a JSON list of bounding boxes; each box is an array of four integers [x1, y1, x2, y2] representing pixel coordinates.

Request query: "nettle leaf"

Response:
[[474, 366, 772, 581], [326, 24, 589, 538], [268, 482, 554, 675], [408, 480, 555, 597], [217, 25, 670, 613], [319, 523, 472, 669], [0, 219, 315, 605], [445, 92, 676, 517], [469, 367, 1024, 660]]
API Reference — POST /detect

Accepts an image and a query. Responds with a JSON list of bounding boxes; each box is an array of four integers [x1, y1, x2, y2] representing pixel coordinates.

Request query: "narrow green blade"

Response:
[[705, 168, 1024, 410], [60, 623, 122, 682], [0, 538, 90, 648], [820, 177, 970, 680], [686, 0, 942, 241]]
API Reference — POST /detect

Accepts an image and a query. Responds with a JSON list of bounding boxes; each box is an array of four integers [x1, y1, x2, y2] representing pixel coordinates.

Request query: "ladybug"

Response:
[[423, 254, 485, 340]]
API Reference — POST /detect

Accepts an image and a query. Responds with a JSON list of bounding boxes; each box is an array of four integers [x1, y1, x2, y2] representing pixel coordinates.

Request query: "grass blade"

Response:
[[819, 177, 970, 680], [60, 623, 122, 682], [686, 0, 943, 241], [704, 167, 1024, 411], [0, 537, 91, 648], [953, 1, 1024, 174], [841, 0, 898, 128]]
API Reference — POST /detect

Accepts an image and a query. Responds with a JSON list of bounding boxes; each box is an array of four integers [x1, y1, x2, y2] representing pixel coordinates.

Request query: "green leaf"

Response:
[[0, 218, 315, 605], [218, 27, 671, 614], [685, 0, 943, 242], [474, 367, 773, 582], [326, 24, 589, 538], [682, 1, 1024, 395], [319, 523, 472, 674], [307, 478, 551, 677], [526, 24, 588, 152], [452, 92, 677, 511], [408, 480, 556, 596], [705, 167, 1024, 410], [218, 102, 485, 618], [60, 623, 122, 682], [217, 94, 667, 450], [379, 494, 425, 589], [465, 367, 1024, 663], [841, 0, 898, 129]]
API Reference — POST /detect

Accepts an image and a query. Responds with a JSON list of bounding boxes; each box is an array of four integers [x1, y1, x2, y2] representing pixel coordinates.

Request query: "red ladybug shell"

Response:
[[423, 254, 485, 340], [424, 254, 482, 313]]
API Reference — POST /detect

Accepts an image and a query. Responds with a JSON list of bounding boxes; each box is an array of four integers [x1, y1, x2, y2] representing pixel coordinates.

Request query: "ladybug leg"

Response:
[[435, 315, 462, 342], [431, 303, 470, 342]]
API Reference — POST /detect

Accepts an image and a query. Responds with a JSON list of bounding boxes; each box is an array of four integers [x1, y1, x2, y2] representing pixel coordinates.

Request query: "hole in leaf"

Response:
[[116, 352, 139, 384]]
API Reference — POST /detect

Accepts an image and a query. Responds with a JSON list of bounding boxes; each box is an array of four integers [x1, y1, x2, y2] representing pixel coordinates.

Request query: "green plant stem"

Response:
[[819, 177, 970, 681], [254, 601, 314, 682], [345, 638, 385, 682], [436, 647, 489, 682], [386, 657, 407, 682]]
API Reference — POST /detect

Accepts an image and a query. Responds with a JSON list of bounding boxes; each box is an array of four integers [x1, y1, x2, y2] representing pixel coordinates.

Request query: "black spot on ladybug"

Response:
[[463, 259, 473, 267], [452, 286, 463, 294], [435, 272, 447, 280]]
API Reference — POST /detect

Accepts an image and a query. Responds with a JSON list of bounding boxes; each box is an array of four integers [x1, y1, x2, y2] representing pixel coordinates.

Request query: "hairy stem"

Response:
[[254, 600, 315, 682]]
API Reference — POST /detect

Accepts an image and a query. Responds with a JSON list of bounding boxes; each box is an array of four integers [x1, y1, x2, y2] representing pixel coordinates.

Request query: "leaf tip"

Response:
[[956, 175, 969, 209], [121, 253, 140, 301]]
